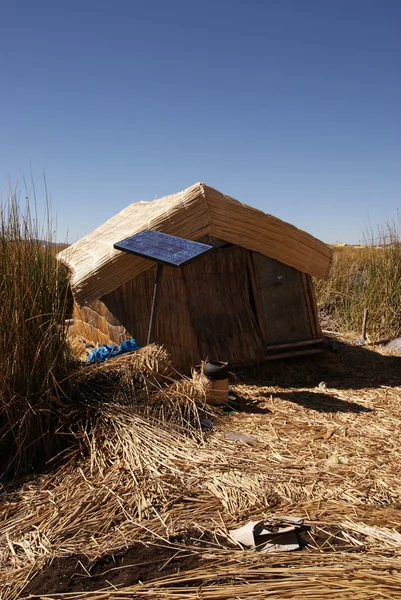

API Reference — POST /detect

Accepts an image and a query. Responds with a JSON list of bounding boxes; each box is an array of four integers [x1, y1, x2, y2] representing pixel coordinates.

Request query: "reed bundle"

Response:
[[71, 344, 214, 435], [72, 344, 174, 401]]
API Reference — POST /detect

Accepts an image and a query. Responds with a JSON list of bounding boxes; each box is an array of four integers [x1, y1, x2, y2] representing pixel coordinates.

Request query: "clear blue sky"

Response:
[[1, 0, 400, 244]]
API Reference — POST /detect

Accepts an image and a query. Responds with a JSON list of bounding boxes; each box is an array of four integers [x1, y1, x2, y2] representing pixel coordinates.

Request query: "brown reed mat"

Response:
[[3, 339, 401, 599]]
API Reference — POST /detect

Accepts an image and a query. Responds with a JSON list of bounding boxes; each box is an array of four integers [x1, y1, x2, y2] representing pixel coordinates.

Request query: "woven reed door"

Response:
[[251, 252, 312, 345]]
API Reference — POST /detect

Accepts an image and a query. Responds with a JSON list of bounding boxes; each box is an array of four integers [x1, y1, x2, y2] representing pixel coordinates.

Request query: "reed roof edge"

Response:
[[58, 182, 332, 304]]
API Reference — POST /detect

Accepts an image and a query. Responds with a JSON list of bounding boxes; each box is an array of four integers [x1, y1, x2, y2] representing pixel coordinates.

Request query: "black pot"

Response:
[[203, 361, 229, 381]]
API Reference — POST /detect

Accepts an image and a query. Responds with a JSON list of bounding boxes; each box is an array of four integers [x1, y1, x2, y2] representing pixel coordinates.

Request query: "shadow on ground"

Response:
[[226, 394, 272, 414], [234, 339, 401, 392], [271, 390, 372, 413]]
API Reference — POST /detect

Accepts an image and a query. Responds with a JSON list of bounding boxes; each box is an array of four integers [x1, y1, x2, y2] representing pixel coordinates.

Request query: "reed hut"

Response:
[[58, 183, 332, 371]]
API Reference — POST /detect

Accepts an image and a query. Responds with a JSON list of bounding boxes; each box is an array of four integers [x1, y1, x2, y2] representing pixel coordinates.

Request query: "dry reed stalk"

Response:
[[19, 550, 401, 599], [3, 340, 401, 599], [72, 344, 174, 395], [71, 344, 216, 435], [0, 402, 282, 598], [146, 377, 215, 435], [71, 300, 129, 347], [315, 232, 401, 339], [0, 192, 74, 478]]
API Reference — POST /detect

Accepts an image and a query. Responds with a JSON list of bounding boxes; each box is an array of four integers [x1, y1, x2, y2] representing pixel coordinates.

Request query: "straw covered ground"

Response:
[[2, 339, 401, 599]]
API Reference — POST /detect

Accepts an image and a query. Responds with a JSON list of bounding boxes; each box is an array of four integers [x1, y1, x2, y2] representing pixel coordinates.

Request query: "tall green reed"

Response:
[[0, 191, 73, 478], [314, 220, 401, 340]]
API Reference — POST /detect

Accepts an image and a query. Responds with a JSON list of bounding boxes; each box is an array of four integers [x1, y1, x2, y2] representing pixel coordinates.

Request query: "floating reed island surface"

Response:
[[3, 339, 401, 599]]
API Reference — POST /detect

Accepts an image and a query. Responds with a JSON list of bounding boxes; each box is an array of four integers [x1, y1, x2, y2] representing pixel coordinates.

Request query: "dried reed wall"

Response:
[[71, 246, 320, 372], [102, 263, 201, 370], [71, 301, 129, 347]]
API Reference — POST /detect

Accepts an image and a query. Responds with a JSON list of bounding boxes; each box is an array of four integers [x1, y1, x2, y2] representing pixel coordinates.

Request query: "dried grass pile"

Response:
[[0, 404, 278, 598], [71, 344, 174, 400], [71, 344, 214, 436], [2, 340, 401, 599], [30, 549, 401, 599]]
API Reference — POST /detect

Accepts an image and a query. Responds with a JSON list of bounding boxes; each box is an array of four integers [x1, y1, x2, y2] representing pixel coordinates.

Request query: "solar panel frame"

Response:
[[113, 229, 213, 267]]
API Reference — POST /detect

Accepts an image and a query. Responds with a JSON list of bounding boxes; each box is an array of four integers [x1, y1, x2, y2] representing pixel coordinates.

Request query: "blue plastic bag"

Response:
[[88, 339, 140, 363], [118, 339, 140, 354]]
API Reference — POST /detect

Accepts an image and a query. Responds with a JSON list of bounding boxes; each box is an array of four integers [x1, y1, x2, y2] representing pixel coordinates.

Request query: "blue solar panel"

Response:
[[113, 230, 213, 267]]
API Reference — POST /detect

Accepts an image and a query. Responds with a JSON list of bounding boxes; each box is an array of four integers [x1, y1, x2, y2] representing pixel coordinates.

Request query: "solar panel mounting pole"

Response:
[[113, 230, 212, 347], [147, 262, 163, 345]]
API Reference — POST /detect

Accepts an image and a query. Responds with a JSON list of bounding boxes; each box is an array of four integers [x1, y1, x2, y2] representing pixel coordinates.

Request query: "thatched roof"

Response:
[[58, 183, 332, 305]]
